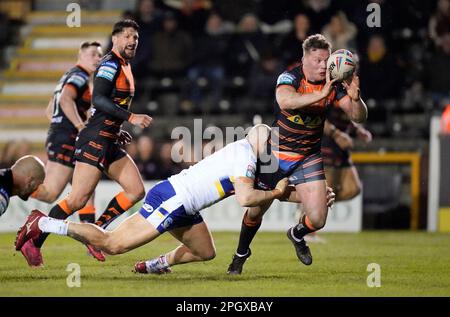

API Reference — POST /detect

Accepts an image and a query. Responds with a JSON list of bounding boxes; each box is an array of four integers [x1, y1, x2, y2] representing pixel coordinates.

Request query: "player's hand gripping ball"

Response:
[[327, 49, 355, 81]]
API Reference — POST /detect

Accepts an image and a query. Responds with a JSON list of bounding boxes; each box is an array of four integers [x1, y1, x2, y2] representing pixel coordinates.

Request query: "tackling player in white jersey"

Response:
[[15, 125, 334, 273]]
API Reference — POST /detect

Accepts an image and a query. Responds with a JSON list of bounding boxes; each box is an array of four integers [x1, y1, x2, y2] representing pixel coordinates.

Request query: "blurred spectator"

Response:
[[424, 32, 450, 107], [132, 0, 163, 79], [226, 13, 269, 78], [258, 0, 296, 26], [322, 11, 357, 51], [244, 52, 283, 114], [345, 0, 395, 49], [429, 0, 450, 47], [279, 14, 312, 66], [125, 139, 139, 160], [185, 12, 231, 113], [302, 0, 336, 34], [213, 0, 258, 23], [159, 141, 183, 178], [163, 0, 212, 34], [360, 35, 400, 102], [148, 11, 193, 78], [135, 135, 160, 180]]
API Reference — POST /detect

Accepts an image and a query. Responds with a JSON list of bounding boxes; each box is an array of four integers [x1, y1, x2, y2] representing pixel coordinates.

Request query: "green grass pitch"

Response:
[[0, 231, 449, 296]]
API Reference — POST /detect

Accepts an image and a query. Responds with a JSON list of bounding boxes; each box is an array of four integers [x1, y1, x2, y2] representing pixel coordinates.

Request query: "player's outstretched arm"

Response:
[[234, 177, 288, 207], [276, 83, 334, 110]]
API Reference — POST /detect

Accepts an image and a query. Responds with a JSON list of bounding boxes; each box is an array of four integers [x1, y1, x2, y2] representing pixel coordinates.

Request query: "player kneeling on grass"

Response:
[[15, 125, 334, 274]]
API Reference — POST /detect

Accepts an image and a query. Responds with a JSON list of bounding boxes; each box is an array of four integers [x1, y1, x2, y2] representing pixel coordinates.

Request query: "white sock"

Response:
[[38, 217, 69, 236]]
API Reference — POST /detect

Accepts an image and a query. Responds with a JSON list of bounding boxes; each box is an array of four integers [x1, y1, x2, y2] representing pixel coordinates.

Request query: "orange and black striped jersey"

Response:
[[49, 65, 91, 134], [83, 50, 134, 140], [271, 65, 347, 157]]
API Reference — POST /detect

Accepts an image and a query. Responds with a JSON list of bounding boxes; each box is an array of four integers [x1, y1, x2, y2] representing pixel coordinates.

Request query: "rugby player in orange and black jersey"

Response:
[[227, 34, 368, 275], [46, 65, 92, 167], [25, 42, 104, 267], [26, 20, 152, 267]]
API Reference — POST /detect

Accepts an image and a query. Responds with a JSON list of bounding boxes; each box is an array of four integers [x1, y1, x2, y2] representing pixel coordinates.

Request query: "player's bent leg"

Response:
[[66, 162, 102, 212], [135, 222, 215, 275], [106, 154, 145, 203], [168, 222, 216, 264], [336, 166, 362, 201], [32, 161, 73, 203], [96, 155, 145, 228], [31, 162, 102, 251], [96, 213, 160, 255], [295, 180, 328, 230], [287, 180, 328, 265], [227, 201, 273, 275]]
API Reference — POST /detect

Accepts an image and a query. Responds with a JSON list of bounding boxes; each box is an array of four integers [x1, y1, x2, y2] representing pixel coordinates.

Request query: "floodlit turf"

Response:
[[0, 231, 449, 297]]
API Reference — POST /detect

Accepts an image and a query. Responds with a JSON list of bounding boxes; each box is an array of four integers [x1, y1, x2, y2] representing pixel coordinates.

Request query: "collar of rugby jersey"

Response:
[[112, 49, 128, 65]]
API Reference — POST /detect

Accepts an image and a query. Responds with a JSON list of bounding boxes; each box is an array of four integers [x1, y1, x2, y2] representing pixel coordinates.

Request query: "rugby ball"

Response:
[[327, 49, 355, 81]]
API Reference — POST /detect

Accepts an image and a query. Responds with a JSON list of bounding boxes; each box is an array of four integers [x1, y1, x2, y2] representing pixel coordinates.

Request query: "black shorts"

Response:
[[46, 130, 77, 168], [255, 147, 326, 189], [74, 133, 127, 172], [321, 135, 353, 168]]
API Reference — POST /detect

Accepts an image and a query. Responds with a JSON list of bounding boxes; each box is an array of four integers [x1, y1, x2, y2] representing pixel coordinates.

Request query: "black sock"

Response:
[[236, 210, 262, 256], [95, 193, 131, 228], [34, 203, 71, 248], [79, 213, 95, 223], [292, 215, 315, 240]]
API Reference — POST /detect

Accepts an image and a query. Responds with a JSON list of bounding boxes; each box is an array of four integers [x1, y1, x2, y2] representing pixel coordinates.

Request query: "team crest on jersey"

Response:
[[246, 164, 256, 178], [287, 114, 322, 127]]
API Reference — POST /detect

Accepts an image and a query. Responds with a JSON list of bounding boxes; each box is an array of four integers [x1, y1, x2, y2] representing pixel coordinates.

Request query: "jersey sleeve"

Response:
[[232, 143, 257, 180], [276, 70, 300, 90], [92, 60, 132, 121], [65, 72, 88, 94]]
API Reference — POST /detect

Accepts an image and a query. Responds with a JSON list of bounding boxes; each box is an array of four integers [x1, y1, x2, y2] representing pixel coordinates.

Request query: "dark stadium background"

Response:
[[0, 0, 449, 230]]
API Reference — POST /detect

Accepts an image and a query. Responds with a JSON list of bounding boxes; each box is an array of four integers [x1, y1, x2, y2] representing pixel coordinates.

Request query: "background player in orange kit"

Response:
[[22, 42, 104, 266], [22, 20, 153, 266]]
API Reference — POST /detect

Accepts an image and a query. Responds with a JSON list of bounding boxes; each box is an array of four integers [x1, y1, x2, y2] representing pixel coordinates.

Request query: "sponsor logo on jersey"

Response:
[[97, 63, 118, 81], [162, 217, 173, 229], [142, 203, 154, 213], [67, 74, 87, 88], [286, 114, 322, 127], [246, 164, 256, 178], [277, 73, 295, 86]]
